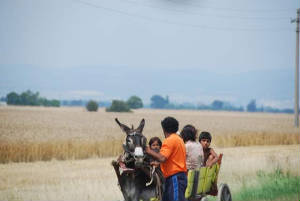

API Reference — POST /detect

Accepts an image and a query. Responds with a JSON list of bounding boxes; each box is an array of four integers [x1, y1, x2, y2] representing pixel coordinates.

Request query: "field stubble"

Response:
[[0, 106, 299, 163]]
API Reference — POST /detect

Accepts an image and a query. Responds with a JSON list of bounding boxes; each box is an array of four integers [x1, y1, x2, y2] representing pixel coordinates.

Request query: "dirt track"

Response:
[[0, 145, 299, 201]]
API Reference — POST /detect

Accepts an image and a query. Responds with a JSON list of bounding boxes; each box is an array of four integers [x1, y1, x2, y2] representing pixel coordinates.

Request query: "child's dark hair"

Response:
[[161, 116, 179, 133], [180, 124, 197, 143], [149, 137, 162, 147], [199, 131, 212, 142]]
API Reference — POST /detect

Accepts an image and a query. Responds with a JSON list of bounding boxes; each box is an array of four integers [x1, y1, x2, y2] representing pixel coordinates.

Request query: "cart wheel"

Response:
[[217, 183, 232, 201], [200, 197, 208, 201]]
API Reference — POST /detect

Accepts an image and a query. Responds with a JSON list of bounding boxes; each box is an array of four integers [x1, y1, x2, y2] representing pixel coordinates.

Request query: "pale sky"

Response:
[[0, 0, 299, 108]]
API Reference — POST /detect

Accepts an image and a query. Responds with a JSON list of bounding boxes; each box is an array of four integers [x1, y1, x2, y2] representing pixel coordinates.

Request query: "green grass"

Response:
[[235, 168, 300, 201], [207, 168, 300, 201]]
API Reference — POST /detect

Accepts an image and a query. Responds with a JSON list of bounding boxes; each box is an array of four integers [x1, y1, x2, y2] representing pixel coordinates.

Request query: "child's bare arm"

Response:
[[145, 146, 166, 163], [206, 148, 219, 167], [150, 161, 160, 167]]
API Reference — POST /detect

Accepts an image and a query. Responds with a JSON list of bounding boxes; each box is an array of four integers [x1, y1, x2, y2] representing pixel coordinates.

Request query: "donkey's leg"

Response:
[[120, 174, 141, 201], [139, 186, 159, 201]]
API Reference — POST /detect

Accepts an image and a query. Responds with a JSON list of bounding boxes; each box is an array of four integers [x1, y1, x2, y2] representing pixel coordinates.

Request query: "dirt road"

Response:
[[0, 145, 299, 201]]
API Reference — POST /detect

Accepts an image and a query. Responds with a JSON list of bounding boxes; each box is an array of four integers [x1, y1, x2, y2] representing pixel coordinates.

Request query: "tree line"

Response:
[[5, 90, 60, 107], [86, 95, 294, 113], [2, 91, 294, 113]]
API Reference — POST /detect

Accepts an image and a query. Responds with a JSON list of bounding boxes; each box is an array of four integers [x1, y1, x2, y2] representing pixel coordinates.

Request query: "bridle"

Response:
[[124, 131, 147, 167], [115, 118, 147, 168]]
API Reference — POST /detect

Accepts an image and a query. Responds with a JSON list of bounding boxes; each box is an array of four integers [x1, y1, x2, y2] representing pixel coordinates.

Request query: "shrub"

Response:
[[127, 96, 143, 109], [106, 100, 131, 112], [86, 100, 98, 112]]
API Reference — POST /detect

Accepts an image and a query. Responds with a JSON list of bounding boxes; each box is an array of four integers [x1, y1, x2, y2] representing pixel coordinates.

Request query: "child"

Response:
[[199, 131, 219, 167], [149, 136, 162, 153], [148, 137, 162, 167], [180, 125, 204, 170], [148, 136, 165, 195]]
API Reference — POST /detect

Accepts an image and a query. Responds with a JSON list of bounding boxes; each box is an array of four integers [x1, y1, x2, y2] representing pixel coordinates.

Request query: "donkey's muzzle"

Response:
[[134, 147, 144, 157], [134, 147, 144, 167]]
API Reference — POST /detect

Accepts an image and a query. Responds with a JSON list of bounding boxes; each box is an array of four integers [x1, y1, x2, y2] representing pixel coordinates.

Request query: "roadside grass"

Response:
[[209, 168, 300, 201], [235, 168, 300, 201]]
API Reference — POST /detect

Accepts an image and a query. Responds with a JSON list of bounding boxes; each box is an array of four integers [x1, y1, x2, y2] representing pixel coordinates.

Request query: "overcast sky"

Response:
[[0, 0, 299, 108]]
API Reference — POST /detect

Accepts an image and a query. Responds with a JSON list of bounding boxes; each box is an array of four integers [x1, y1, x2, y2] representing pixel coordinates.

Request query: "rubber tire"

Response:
[[217, 183, 232, 201]]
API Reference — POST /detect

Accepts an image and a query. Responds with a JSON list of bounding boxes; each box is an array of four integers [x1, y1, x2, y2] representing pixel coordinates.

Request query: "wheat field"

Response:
[[0, 106, 299, 163]]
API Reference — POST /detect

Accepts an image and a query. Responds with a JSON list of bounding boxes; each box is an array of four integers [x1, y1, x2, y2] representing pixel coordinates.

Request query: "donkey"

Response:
[[112, 118, 164, 201]]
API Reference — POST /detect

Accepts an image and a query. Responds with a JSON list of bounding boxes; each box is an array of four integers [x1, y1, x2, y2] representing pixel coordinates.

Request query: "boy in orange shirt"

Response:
[[146, 117, 187, 201]]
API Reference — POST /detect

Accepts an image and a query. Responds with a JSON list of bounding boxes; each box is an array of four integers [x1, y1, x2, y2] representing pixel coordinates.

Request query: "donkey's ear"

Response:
[[115, 118, 131, 135], [136, 119, 145, 134]]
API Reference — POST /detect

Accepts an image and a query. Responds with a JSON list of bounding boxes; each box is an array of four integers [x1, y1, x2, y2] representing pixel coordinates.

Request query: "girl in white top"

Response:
[[180, 125, 204, 170]]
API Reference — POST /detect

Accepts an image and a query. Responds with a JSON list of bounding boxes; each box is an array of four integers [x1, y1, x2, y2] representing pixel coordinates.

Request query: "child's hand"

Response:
[[145, 146, 150, 154], [150, 161, 160, 167], [206, 162, 213, 168]]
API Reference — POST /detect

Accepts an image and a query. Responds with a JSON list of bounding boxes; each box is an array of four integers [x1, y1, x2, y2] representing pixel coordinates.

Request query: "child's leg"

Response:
[[206, 155, 218, 196]]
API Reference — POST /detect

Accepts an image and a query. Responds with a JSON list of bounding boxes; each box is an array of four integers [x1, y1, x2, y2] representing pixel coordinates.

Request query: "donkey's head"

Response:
[[115, 118, 147, 167]]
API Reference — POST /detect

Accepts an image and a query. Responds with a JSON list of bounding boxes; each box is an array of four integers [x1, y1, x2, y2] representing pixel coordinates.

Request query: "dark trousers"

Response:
[[163, 172, 187, 201]]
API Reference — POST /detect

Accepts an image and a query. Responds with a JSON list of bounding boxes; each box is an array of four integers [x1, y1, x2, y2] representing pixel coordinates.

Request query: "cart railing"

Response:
[[185, 153, 223, 199]]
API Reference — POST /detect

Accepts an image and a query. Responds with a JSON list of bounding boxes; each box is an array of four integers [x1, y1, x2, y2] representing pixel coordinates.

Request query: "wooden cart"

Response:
[[185, 154, 232, 201]]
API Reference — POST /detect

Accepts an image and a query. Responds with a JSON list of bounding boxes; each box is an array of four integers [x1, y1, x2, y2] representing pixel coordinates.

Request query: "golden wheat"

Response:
[[0, 106, 299, 163], [0, 139, 123, 163]]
